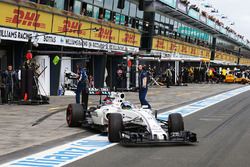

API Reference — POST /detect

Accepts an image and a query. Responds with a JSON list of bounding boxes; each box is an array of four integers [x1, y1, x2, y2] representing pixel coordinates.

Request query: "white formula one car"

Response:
[[66, 88, 197, 145]]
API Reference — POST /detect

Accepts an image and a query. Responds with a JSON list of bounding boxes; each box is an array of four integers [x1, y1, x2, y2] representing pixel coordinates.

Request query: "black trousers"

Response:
[[166, 77, 171, 87]]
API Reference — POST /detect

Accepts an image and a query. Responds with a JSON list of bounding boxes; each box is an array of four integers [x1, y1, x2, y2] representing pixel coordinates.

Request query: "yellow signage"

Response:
[[52, 15, 67, 35], [152, 38, 158, 50], [153, 37, 212, 59], [79, 21, 91, 39], [119, 31, 138, 46], [0, 3, 17, 28], [126, 32, 137, 46], [0, 1, 142, 48], [134, 33, 141, 47], [157, 39, 166, 51], [99, 26, 112, 43], [36, 11, 52, 33], [66, 18, 81, 37], [90, 24, 101, 41], [18, 7, 37, 31], [0, 4, 48, 31], [168, 42, 177, 52], [119, 30, 127, 45], [110, 28, 119, 44]]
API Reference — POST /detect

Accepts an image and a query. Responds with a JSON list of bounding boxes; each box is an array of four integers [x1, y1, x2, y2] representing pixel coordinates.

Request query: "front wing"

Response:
[[119, 130, 197, 146]]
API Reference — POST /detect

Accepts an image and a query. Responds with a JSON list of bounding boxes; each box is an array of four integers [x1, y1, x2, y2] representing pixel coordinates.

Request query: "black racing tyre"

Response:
[[66, 104, 84, 127], [168, 113, 184, 133], [108, 113, 123, 142]]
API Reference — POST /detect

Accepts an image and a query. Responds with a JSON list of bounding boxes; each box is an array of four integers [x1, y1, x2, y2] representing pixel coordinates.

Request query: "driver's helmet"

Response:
[[121, 101, 132, 110]]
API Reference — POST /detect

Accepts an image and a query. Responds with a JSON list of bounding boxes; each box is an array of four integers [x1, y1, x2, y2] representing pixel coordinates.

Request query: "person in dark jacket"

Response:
[[164, 63, 172, 88], [75, 63, 88, 105], [138, 64, 151, 109], [3, 65, 18, 103]]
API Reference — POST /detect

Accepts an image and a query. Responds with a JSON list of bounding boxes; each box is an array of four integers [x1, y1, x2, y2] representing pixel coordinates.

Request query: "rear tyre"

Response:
[[66, 104, 84, 127], [108, 113, 123, 142], [168, 113, 184, 133]]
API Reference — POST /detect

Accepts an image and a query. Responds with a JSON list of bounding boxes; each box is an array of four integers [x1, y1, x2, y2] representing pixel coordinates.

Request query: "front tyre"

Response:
[[108, 113, 123, 142], [168, 113, 184, 133]]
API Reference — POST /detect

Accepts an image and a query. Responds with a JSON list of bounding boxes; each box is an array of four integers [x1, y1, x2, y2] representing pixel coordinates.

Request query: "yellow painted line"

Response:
[[48, 107, 60, 111], [48, 102, 94, 111], [48, 106, 65, 111], [148, 91, 161, 95], [176, 92, 191, 97]]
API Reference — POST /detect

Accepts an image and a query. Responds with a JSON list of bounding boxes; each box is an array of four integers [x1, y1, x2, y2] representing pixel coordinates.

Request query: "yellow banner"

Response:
[[153, 37, 213, 59], [90, 24, 101, 41], [0, 3, 17, 28], [186, 46, 191, 55], [180, 44, 188, 55], [215, 52, 220, 60], [118, 31, 138, 46], [110, 28, 119, 43], [17, 7, 38, 31], [52, 15, 67, 35], [0, 2, 142, 48], [168, 42, 177, 52], [158, 39, 166, 51], [164, 40, 169, 52], [133, 33, 141, 47], [126, 32, 137, 46], [79, 21, 91, 39], [119, 30, 128, 45], [190, 47, 195, 56], [198, 48, 204, 57], [66, 18, 81, 37], [36, 11, 52, 33], [152, 38, 158, 50], [205, 50, 210, 59], [99, 26, 112, 42]]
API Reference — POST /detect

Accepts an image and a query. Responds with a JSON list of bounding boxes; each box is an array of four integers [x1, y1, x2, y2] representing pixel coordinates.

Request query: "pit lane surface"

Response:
[[1, 86, 250, 167], [65, 89, 250, 167]]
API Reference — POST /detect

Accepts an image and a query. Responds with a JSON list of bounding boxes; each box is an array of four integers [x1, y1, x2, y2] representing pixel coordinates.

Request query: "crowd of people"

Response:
[[0, 59, 47, 104], [147, 64, 250, 87], [2, 60, 249, 107]]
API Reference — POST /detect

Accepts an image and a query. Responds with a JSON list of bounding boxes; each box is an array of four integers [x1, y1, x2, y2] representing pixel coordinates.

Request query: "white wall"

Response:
[[59, 57, 72, 90], [34, 55, 50, 96]]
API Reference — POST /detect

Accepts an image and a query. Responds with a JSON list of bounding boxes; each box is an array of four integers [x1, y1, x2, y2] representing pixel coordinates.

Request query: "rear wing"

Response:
[[88, 88, 111, 95]]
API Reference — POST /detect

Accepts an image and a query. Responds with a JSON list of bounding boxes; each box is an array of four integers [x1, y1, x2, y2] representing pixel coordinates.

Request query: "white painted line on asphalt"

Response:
[[1, 85, 250, 167], [1, 135, 117, 167], [157, 85, 250, 120], [199, 118, 222, 121]]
